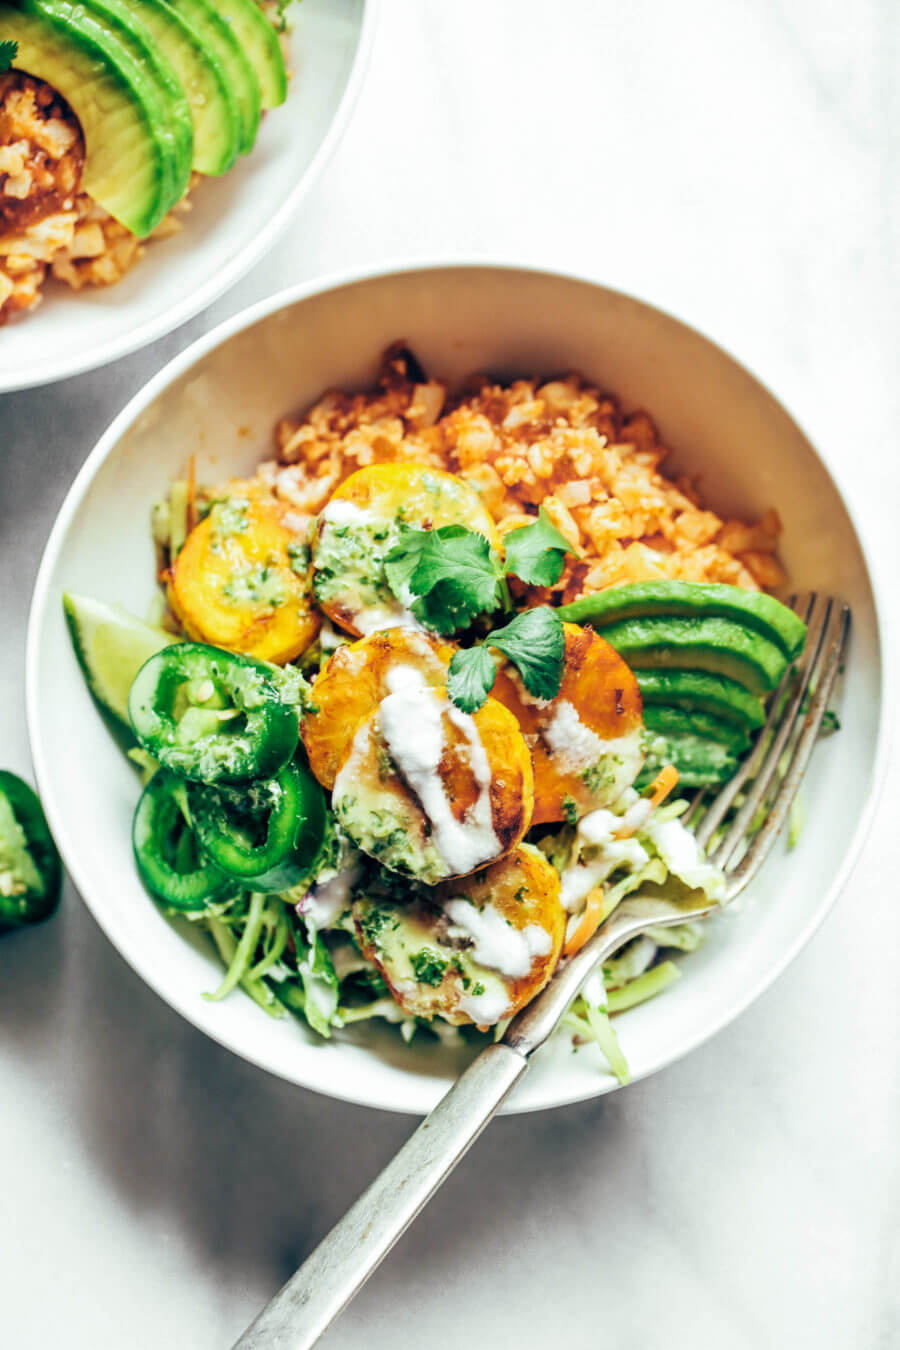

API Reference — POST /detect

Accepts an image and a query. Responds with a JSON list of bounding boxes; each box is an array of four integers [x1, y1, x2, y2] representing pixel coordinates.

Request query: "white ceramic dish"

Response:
[[26, 263, 888, 1115], [0, 0, 376, 394]]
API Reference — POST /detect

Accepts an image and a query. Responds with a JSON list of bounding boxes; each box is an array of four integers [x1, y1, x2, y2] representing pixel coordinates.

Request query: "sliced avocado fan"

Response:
[[2, 0, 180, 236], [214, 0, 287, 109], [558, 580, 806, 660], [123, 0, 243, 176], [598, 616, 788, 697], [638, 728, 740, 790], [642, 705, 751, 756], [635, 670, 766, 731], [166, 0, 261, 154], [77, 0, 193, 207]]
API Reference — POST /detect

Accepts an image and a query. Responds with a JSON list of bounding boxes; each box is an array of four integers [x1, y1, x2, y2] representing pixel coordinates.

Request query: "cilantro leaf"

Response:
[[489, 607, 565, 701], [446, 606, 565, 714], [0, 39, 17, 74], [447, 645, 498, 713], [503, 507, 573, 586], [384, 524, 504, 634], [383, 523, 430, 604]]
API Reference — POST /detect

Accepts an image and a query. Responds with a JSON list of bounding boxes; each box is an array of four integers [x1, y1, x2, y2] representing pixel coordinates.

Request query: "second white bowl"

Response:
[[0, 0, 376, 392]]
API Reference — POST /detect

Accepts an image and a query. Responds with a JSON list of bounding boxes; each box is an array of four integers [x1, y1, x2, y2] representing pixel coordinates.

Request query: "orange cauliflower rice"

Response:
[[0, 72, 194, 324], [252, 345, 786, 599]]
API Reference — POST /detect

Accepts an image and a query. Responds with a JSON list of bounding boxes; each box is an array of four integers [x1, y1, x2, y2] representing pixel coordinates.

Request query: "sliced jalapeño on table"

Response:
[[0, 770, 62, 933]]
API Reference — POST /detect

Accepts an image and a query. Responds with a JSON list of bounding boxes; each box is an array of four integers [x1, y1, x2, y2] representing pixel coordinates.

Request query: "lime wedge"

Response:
[[63, 592, 178, 725]]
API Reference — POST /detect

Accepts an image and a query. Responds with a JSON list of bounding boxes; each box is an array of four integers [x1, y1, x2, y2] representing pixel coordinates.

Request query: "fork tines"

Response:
[[689, 593, 850, 901]]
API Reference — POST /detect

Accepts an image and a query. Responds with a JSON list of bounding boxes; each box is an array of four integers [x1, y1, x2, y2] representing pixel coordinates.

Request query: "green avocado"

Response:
[[129, 0, 242, 175], [642, 705, 751, 756], [75, 0, 194, 211], [599, 616, 788, 696], [2, 0, 178, 236], [559, 581, 807, 660], [166, 0, 261, 154], [638, 727, 739, 790], [214, 0, 287, 109], [635, 670, 766, 731]]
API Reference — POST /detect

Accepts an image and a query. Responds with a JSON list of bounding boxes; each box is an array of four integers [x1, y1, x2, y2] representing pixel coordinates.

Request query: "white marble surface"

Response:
[[2, 1, 898, 1345]]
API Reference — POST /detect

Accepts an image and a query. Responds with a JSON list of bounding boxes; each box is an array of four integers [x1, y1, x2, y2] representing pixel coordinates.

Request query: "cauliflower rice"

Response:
[[0, 72, 195, 324], [255, 345, 786, 599]]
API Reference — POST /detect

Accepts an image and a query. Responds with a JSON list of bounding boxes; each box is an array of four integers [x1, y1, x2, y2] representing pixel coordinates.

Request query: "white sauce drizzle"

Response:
[[321, 498, 374, 527], [353, 603, 422, 636], [281, 509, 310, 534], [558, 808, 650, 912], [298, 859, 362, 929], [319, 619, 347, 651], [458, 985, 511, 1025], [644, 816, 725, 899], [608, 935, 658, 982], [541, 701, 643, 780], [444, 898, 552, 978], [581, 969, 608, 1009], [378, 668, 499, 875], [541, 700, 606, 769], [617, 797, 654, 836]]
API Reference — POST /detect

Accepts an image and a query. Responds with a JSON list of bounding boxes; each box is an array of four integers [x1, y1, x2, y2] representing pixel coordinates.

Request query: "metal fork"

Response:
[[232, 592, 850, 1350]]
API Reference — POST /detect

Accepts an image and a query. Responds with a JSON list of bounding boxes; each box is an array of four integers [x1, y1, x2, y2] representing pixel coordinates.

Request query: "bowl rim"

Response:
[[0, 0, 379, 396], [26, 259, 893, 1115]]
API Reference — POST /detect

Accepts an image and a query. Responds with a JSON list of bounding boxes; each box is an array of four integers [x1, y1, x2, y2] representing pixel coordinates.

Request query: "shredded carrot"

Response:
[[644, 763, 679, 812], [185, 454, 197, 536], [564, 885, 605, 957]]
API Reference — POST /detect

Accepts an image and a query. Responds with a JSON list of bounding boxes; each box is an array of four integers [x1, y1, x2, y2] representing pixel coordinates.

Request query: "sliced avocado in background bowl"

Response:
[[77, 0, 193, 210], [215, 0, 286, 109], [559, 580, 807, 660], [166, 0, 261, 154], [635, 669, 766, 731], [2, 0, 178, 236], [129, 0, 243, 176], [599, 616, 788, 696]]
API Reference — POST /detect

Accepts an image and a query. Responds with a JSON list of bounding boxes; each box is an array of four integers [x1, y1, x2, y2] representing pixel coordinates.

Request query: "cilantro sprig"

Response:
[[503, 508, 573, 586], [383, 509, 574, 637], [0, 40, 18, 75], [447, 607, 565, 713], [382, 509, 572, 709], [384, 524, 505, 634]]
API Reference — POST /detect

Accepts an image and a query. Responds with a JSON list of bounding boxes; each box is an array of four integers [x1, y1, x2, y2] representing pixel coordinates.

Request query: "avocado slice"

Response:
[[76, 0, 193, 210], [128, 0, 242, 176], [599, 616, 788, 696], [642, 705, 751, 756], [559, 581, 807, 660], [636, 670, 766, 731], [638, 728, 739, 790], [215, 0, 287, 109], [3, 0, 178, 236], [166, 0, 261, 154]]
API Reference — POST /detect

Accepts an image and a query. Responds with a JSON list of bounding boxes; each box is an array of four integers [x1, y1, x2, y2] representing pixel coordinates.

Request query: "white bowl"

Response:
[[0, 0, 376, 393], [26, 263, 889, 1114]]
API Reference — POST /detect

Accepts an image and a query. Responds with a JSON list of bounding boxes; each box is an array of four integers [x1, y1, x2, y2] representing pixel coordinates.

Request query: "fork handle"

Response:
[[231, 1043, 528, 1349]]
